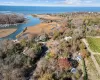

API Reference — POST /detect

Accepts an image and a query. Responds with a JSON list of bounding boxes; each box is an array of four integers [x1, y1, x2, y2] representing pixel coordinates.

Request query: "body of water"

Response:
[[0, 6, 100, 14], [0, 6, 100, 39], [1, 15, 40, 39]]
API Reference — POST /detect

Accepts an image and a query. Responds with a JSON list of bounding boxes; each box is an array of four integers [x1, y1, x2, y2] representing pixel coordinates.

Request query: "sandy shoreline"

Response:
[[0, 29, 17, 38]]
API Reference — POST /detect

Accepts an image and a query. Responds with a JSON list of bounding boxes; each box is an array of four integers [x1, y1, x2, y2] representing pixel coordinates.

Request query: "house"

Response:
[[71, 68, 77, 74], [64, 36, 72, 41], [23, 47, 35, 58], [12, 39, 20, 43], [75, 55, 82, 61], [23, 47, 29, 55]]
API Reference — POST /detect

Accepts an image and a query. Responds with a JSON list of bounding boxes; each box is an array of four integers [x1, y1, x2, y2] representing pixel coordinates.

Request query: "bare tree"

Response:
[[0, 14, 25, 25]]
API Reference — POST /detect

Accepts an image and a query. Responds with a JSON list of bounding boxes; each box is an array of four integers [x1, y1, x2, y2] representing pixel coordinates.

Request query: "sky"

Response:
[[0, 0, 100, 7]]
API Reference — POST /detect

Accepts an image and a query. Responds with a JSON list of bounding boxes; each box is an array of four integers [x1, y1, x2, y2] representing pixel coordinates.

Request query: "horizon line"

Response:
[[0, 5, 100, 7]]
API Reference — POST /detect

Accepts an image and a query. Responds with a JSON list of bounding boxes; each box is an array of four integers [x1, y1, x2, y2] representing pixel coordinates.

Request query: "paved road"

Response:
[[82, 39, 100, 75]]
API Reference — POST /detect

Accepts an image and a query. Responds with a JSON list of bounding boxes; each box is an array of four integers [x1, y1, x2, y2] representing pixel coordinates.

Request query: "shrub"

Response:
[[20, 39, 27, 47], [82, 58, 88, 80], [73, 71, 81, 79], [45, 52, 56, 59], [71, 60, 78, 68], [79, 42, 86, 50], [10, 68, 25, 80], [61, 72, 72, 80], [80, 49, 89, 58], [53, 31, 61, 40], [38, 73, 53, 80]]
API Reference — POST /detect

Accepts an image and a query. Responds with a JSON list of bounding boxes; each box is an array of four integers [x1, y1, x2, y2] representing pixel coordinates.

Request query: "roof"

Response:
[[64, 36, 72, 41]]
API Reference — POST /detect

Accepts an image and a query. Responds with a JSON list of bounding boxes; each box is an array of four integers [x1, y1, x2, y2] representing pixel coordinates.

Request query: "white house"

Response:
[[64, 36, 72, 41], [71, 68, 77, 74], [12, 39, 20, 43], [76, 55, 82, 61]]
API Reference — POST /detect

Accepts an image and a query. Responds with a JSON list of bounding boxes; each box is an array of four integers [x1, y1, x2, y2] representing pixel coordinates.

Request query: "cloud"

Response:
[[55, 0, 81, 5], [65, 0, 81, 4], [45, 0, 49, 2], [84, 0, 92, 3], [4, 2, 15, 4], [55, 0, 94, 6], [1, 2, 15, 5], [37, 0, 49, 3], [0, 0, 99, 7], [24, 0, 33, 1]]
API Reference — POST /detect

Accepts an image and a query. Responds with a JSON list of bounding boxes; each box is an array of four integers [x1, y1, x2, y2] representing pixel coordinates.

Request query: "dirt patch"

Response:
[[0, 28, 17, 38], [85, 57, 100, 80]]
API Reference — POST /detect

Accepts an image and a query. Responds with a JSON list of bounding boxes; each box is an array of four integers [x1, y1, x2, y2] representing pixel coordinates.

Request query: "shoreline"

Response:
[[0, 28, 17, 38], [16, 14, 63, 39], [0, 18, 28, 28], [1, 12, 100, 39], [17, 12, 100, 39], [0, 15, 39, 39], [16, 22, 62, 39]]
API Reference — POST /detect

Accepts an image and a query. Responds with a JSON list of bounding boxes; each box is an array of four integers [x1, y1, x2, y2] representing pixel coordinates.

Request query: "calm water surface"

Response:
[[0, 6, 100, 39], [0, 6, 100, 14], [1, 15, 40, 39]]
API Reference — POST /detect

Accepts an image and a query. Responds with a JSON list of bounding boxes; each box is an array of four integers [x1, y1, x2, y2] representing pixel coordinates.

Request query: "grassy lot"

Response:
[[94, 54, 100, 67], [85, 57, 100, 80], [87, 37, 100, 53]]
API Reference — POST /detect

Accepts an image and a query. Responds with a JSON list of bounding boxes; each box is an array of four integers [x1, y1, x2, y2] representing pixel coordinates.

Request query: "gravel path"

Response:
[[82, 39, 100, 75]]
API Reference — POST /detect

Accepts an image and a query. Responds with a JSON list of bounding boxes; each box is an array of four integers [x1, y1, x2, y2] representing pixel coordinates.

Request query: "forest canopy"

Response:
[[0, 14, 25, 24]]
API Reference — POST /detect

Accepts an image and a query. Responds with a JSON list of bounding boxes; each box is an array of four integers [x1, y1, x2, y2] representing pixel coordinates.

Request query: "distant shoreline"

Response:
[[17, 12, 100, 40], [0, 6, 100, 15], [1, 12, 100, 39]]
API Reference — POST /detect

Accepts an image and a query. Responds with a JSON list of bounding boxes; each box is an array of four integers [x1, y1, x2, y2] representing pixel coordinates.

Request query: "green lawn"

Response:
[[87, 37, 100, 53]]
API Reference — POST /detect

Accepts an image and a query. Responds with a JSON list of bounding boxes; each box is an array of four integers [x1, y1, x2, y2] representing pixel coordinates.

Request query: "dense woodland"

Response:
[[0, 12, 100, 80], [0, 14, 25, 24]]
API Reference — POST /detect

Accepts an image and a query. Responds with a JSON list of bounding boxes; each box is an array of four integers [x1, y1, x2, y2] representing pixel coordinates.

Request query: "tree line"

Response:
[[0, 14, 25, 24]]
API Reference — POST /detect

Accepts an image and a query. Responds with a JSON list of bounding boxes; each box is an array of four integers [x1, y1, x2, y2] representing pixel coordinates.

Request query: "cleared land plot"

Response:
[[87, 37, 100, 53], [94, 54, 100, 67], [85, 57, 100, 80], [0, 29, 17, 38]]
